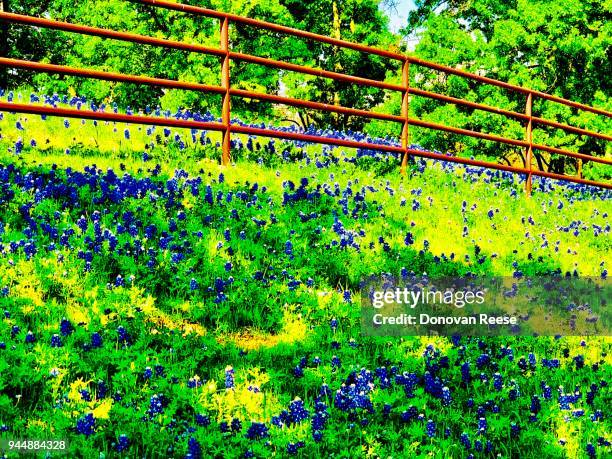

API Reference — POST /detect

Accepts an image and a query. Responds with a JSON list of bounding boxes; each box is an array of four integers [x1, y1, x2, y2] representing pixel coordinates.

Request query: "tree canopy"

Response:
[[1, 0, 398, 130], [0, 0, 609, 174], [402, 0, 611, 175]]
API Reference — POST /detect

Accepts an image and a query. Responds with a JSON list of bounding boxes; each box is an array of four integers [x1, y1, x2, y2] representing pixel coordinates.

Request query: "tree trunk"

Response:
[[0, 0, 9, 89]]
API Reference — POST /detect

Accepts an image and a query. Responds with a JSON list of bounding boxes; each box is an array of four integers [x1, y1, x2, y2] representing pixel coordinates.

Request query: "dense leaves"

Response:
[[400, 0, 612, 174], [2, 0, 397, 130]]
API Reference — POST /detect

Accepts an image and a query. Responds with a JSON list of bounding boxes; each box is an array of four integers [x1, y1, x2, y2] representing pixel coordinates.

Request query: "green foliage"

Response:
[[2, 0, 609, 171], [278, 0, 400, 130], [401, 0, 611, 172], [2, 0, 400, 130]]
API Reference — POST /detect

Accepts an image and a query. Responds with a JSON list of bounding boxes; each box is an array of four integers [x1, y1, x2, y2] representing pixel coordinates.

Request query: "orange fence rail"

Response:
[[0, 0, 610, 193]]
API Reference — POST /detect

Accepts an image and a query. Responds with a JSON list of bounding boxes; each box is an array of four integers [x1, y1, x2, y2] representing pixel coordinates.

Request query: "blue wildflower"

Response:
[[426, 419, 436, 437], [185, 437, 202, 459], [50, 334, 62, 348], [225, 366, 235, 389], [245, 422, 269, 440], [115, 434, 130, 452], [75, 413, 96, 436]]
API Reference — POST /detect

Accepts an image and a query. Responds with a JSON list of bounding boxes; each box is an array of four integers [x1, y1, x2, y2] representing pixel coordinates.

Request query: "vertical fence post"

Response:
[[525, 92, 533, 196], [577, 159, 582, 179], [0, 0, 9, 90], [400, 58, 410, 175], [220, 17, 231, 166]]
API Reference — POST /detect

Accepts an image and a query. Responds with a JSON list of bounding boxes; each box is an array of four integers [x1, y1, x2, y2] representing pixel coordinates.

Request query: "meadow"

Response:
[[0, 90, 610, 458]]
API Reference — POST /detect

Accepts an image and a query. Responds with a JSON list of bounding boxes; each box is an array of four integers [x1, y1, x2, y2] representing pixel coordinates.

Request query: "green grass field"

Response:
[[0, 92, 610, 458]]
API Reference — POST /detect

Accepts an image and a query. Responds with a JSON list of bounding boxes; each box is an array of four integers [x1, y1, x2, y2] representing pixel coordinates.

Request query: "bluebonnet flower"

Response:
[[75, 413, 96, 436], [50, 334, 62, 348], [286, 397, 310, 424], [401, 406, 418, 423], [152, 365, 164, 377], [115, 434, 130, 452], [530, 395, 541, 414], [460, 432, 471, 449], [225, 366, 235, 389], [284, 240, 293, 257], [188, 376, 202, 388], [528, 353, 537, 369], [334, 370, 374, 414], [117, 326, 130, 345], [461, 362, 471, 384], [195, 413, 211, 427], [245, 422, 269, 440], [542, 358, 560, 368], [148, 394, 165, 416], [231, 418, 242, 433], [293, 365, 304, 378], [573, 354, 585, 369], [14, 138, 24, 155], [441, 386, 452, 406], [586, 383, 598, 405], [586, 443, 596, 458], [96, 380, 107, 399], [319, 383, 332, 398], [541, 383, 552, 399], [91, 332, 103, 348], [185, 437, 202, 459], [426, 419, 436, 437], [597, 436, 610, 446], [190, 278, 199, 291], [286, 442, 305, 455], [476, 353, 490, 369], [25, 331, 36, 343], [478, 417, 487, 434], [493, 372, 503, 391], [60, 317, 74, 336]]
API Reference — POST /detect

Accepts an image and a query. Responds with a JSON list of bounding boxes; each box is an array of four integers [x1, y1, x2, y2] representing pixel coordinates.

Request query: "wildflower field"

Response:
[[0, 91, 610, 458]]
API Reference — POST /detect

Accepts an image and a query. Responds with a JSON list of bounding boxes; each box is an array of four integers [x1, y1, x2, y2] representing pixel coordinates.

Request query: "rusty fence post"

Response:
[[400, 58, 410, 174], [525, 92, 533, 196], [220, 17, 231, 166]]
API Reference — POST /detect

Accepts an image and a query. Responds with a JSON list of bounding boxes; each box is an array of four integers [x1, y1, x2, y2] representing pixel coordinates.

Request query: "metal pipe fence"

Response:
[[0, 0, 610, 192]]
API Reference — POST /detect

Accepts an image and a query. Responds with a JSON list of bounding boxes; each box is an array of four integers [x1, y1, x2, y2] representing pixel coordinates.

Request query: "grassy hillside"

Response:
[[0, 91, 610, 458]]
